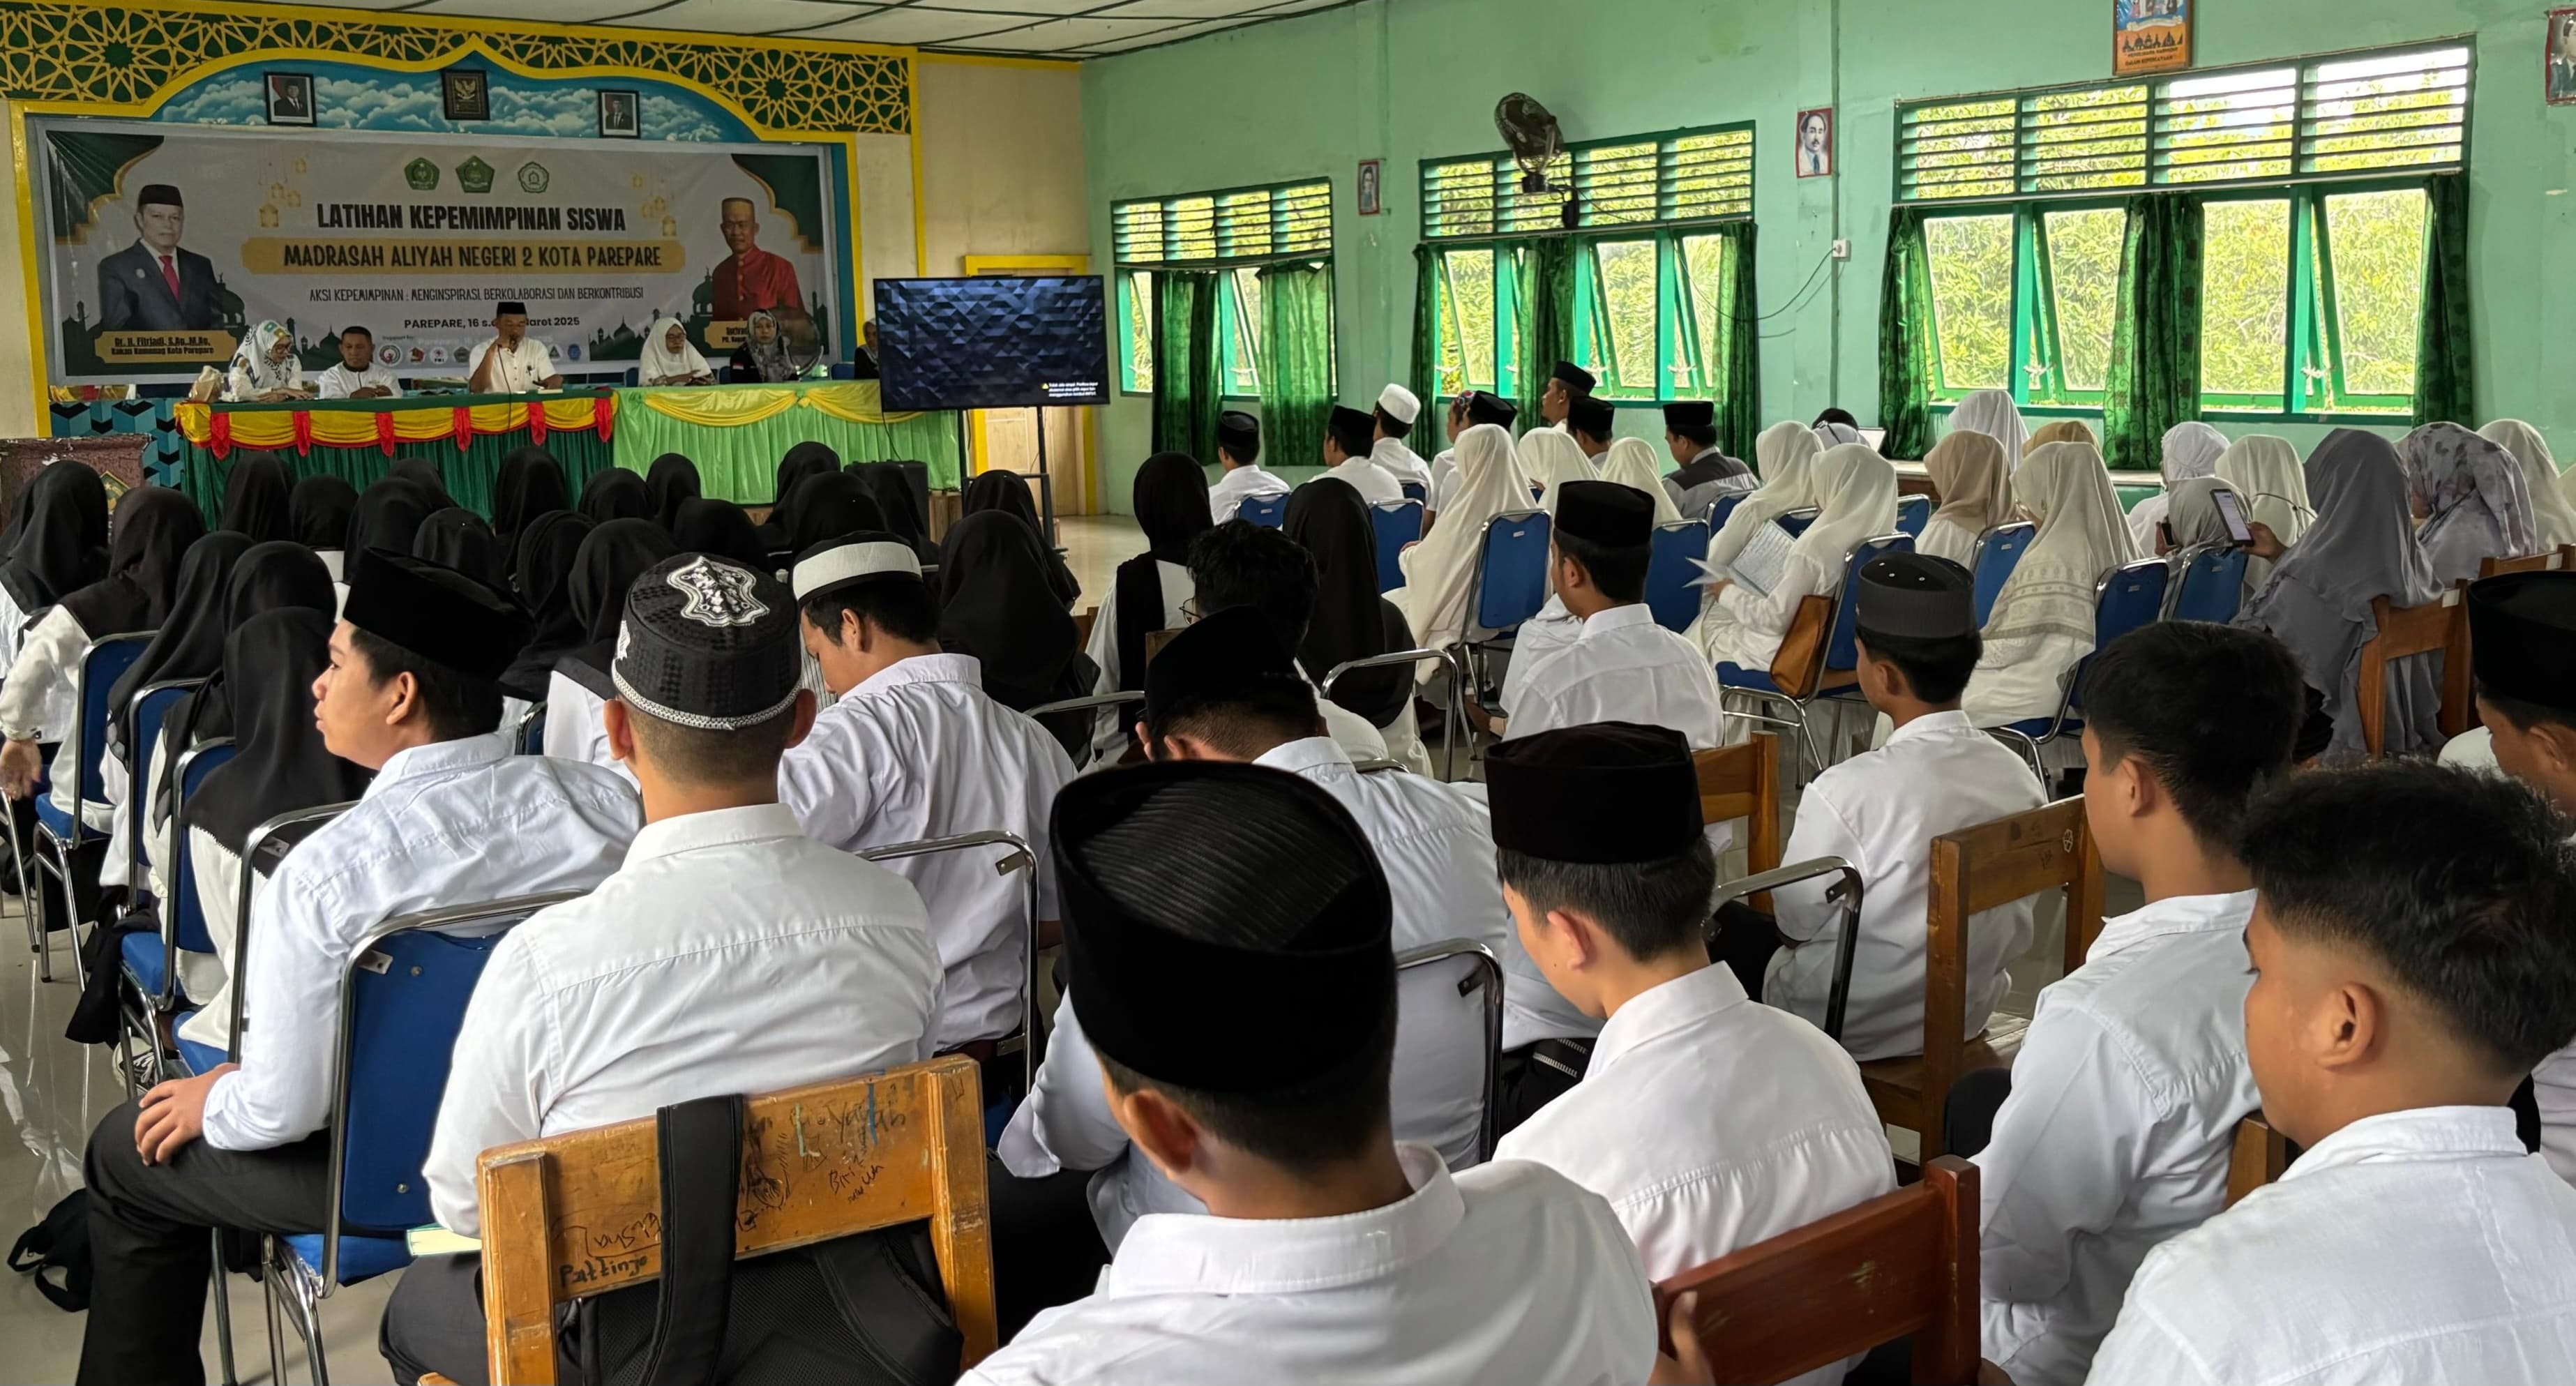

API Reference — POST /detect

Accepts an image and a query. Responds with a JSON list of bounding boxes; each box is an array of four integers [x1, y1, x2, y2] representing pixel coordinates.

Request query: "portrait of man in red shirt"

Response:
[[711, 196, 804, 322]]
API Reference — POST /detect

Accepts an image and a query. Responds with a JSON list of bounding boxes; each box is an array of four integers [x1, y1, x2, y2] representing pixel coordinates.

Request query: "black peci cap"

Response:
[[612, 554, 801, 730]]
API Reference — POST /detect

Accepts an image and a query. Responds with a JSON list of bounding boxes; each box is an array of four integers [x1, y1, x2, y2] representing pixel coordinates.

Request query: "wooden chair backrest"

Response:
[[2480, 550, 2566, 579], [1659, 1155, 1980, 1385], [476, 1055, 997, 1385], [1072, 606, 1098, 648], [2356, 585, 2469, 757], [2226, 1113, 2291, 1209], [1144, 626, 1182, 666], [1694, 735, 1782, 880]]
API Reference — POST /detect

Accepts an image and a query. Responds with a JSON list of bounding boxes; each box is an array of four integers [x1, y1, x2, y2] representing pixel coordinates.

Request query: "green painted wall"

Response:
[[1083, 0, 2569, 511]]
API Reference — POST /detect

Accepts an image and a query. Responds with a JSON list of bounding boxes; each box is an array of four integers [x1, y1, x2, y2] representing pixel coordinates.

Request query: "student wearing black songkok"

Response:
[[215, 453, 292, 544], [755, 441, 841, 551], [962, 467, 1080, 607], [0, 463, 110, 653], [848, 460, 936, 561], [1541, 359, 1595, 429], [575, 467, 649, 525], [287, 474, 357, 582], [643, 452, 700, 532], [783, 470, 887, 553], [1281, 476, 1418, 740], [489, 446, 567, 557], [937, 511, 1093, 721], [541, 518, 679, 775], [499, 511, 594, 701], [386, 458, 455, 512], [671, 497, 768, 568], [411, 507, 511, 592]]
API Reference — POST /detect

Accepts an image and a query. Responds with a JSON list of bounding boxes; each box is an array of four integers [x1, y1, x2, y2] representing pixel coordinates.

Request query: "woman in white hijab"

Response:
[[2126, 420, 2230, 554], [2212, 433, 2311, 590], [1961, 440, 2138, 730], [1704, 421, 1823, 571], [1518, 428, 1596, 512], [1918, 429, 2012, 568], [1814, 421, 1867, 450], [2479, 419, 2576, 549], [1597, 437, 1682, 523], [225, 321, 305, 402], [1688, 442, 1898, 677], [1948, 389, 2029, 461], [638, 319, 714, 387], [1392, 423, 1532, 680]]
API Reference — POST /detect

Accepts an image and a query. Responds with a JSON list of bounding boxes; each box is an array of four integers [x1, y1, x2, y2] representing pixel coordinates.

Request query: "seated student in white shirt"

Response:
[[1499, 481, 1724, 751], [1369, 384, 1433, 493], [1316, 403, 1404, 505], [1204, 409, 1290, 524], [2091, 762, 2576, 1386], [386, 553, 942, 1386], [966, 760, 1656, 1386], [1488, 724, 1893, 1311], [465, 299, 562, 394], [1689, 440, 1898, 692], [778, 533, 1074, 1059], [310, 324, 400, 400], [1188, 520, 1388, 762], [1971, 621, 2305, 1386], [73, 547, 641, 1386], [1717, 554, 2047, 1062]]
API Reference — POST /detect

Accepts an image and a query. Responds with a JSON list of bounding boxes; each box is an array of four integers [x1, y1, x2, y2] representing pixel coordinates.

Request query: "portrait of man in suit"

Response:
[[96, 184, 222, 333]]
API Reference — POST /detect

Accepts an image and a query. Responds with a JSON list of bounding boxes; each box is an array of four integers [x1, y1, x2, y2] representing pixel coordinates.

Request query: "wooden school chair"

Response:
[[1071, 605, 1098, 647], [1862, 797, 2103, 1163], [1694, 734, 1784, 912], [1658, 1155, 1994, 1385], [476, 1055, 999, 1385], [2480, 550, 2568, 579], [2355, 583, 2470, 758], [2226, 1113, 2291, 1209]]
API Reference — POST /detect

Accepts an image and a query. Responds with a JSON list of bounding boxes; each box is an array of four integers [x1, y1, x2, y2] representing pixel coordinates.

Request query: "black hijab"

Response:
[[1286, 476, 1409, 726], [785, 472, 887, 553], [0, 481, 36, 561], [645, 453, 700, 532], [501, 511, 595, 700], [962, 469, 1080, 608], [387, 458, 455, 512], [106, 530, 253, 757], [181, 608, 372, 856], [288, 474, 357, 552], [157, 542, 336, 821], [412, 507, 511, 592], [577, 468, 650, 525], [216, 453, 292, 543], [848, 461, 935, 560], [60, 486, 205, 638], [1113, 453, 1214, 691], [758, 442, 842, 550], [491, 447, 568, 555], [0, 464, 109, 615], [345, 476, 435, 558], [937, 510, 1082, 711], [672, 498, 769, 569], [556, 519, 679, 697]]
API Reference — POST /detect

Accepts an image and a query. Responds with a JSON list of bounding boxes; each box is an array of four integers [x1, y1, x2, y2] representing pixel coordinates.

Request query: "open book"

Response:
[[1690, 519, 1798, 598]]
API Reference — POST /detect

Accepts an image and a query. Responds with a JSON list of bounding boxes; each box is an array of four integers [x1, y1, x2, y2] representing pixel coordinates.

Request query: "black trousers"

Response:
[[1943, 1067, 2016, 1160], [1710, 900, 1784, 1002], [381, 1253, 492, 1386], [77, 1099, 332, 1386], [985, 1155, 1107, 1343], [1496, 1039, 1592, 1134]]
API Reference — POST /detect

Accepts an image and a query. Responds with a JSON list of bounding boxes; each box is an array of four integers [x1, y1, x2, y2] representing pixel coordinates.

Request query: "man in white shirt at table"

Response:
[[1369, 384, 1432, 495], [1500, 481, 1723, 751], [1490, 721, 1894, 1386], [385, 552, 940, 1386], [1973, 621, 2304, 1386], [1317, 403, 1403, 505], [963, 758, 1656, 1386], [467, 299, 563, 394], [2089, 760, 2576, 1386], [312, 324, 401, 400], [1204, 410, 1289, 524], [72, 547, 640, 1386]]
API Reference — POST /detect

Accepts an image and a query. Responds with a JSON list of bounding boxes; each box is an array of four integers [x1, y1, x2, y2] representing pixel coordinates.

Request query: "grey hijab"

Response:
[[2162, 476, 2243, 551], [2404, 421, 2539, 584]]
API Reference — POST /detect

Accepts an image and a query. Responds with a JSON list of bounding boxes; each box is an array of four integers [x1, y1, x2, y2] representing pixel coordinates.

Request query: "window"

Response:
[[1112, 179, 1332, 396], [1423, 123, 1754, 402], [1902, 43, 2466, 420]]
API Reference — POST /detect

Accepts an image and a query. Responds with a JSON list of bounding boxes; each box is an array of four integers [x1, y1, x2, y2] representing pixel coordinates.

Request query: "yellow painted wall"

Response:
[[915, 59, 1089, 279], [0, 100, 36, 439]]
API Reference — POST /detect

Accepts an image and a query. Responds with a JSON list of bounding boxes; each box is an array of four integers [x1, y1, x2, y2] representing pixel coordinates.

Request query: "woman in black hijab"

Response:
[[59, 488, 205, 641], [387, 458, 456, 512], [672, 498, 770, 568], [0, 464, 109, 629], [184, 608, 371, 858], [937, 511, 1094, 739], [345, 475, 435, 560], [849, 460, 935, 561], [151, 540, 338, 848], [500, 511, 594, 700], [756, 442, 841, 550], [545, 519, 680, 769], [106, 531, 252, 760], [490, 446, 568, 557], [1103, 453, 1212, 695], [216, 453, 292, 543], [645, 453, 700, 532], [783, 472, 887, 553], [288, 474, 358, 580], [1284, 476, 1413, 729], [961, 468, 1079, 607], [576, 467, 650, 525], [412, 508, 511, 592]]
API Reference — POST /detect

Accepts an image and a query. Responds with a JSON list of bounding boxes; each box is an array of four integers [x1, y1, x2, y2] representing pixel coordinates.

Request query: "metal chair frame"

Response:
[[1323, 648, 1468, 781], [1454, 509, 1551, 706], [512, 701, 547, 755], [17, 630, 153, 985], [2162, 542, 2250, 624], [1715, 534, 1911, 777], [1023, 689, 1149, 770], [117, 726, 226, 1092], [1988, 558, 2169, 784], [1969, 520, 2038, 629], [1712, 857, 1865, 1042], [222, 804, 363, 1064], [1395, 938, 1506, 1164], [859, 829, 1044, 1092]]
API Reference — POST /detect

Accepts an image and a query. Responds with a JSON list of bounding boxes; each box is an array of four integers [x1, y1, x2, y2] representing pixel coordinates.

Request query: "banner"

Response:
[[32, 119, 841, 387]]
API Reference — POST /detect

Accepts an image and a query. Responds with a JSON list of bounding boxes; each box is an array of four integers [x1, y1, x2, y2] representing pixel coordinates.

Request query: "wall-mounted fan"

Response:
[[1494, 93, 1575, 227]]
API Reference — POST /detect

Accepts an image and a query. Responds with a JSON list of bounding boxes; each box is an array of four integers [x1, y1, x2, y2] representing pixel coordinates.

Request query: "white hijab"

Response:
[[1705, 421, 1822, 567], [2127, 420, 2232, 552], [1984, 441, 2137, 645], [1598, 437, 1681, 523], [229, 320, 299, 396], [1814, 421, 1867, 450], [640, 321, 711, 384], [1518, 428, 1596, 513], [1396, 423, 1532, 651], [1948, 389, 2029, 461], [1790, 444, 1899, 571], [2480, 419, 2576, 549], [2213, 433, 2312, 589]]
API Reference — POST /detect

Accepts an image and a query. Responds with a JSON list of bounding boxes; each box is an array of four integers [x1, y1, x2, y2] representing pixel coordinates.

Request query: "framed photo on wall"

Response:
[[1357, 159, 1382, 216], [2549, 9, 2576, 105], [1795, 108, 1833, 179], [599, 89, 640, 138], [2113, 0, 2192, 77], [264, 72, 314, 126], [442, 68, 490, 122]]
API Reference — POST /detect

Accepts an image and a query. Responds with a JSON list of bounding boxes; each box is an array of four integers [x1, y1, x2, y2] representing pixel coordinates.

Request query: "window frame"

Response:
[[1112, 177, 1334, 400]]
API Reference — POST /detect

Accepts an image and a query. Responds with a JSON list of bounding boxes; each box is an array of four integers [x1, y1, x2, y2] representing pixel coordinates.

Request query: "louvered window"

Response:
[[1422, 123, 1752, 239], [1113, 179, 1333, 395]]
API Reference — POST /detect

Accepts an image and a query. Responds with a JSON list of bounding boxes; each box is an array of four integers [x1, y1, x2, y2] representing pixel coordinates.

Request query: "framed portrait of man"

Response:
[[1795, 107, 1834, 179], [264, 72, 314, 126], [2549, 8, 2576, 105], [599, 89, 641, 139]]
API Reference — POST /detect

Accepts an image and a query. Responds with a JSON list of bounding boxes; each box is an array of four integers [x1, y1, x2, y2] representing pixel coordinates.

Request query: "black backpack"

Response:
[[10, 1190, 91, 1312]]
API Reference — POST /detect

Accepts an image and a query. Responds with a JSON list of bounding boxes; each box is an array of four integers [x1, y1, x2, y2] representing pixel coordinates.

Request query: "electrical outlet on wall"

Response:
[[1830, 239, 1851, 261]]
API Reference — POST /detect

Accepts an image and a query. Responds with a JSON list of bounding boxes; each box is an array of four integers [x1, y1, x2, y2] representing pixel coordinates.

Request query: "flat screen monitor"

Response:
[[875, 276, 1109, 412]]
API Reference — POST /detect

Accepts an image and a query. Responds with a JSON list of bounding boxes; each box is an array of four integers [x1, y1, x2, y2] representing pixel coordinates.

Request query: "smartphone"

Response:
[[2210, 488, 2256, 546]]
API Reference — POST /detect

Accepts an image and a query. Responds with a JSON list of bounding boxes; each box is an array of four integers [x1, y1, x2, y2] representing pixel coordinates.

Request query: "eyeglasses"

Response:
[[1181, 597, 1205, 624]]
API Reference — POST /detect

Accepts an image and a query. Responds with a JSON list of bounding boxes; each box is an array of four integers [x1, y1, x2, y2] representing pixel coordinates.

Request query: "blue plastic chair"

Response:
[[170, 801, 354, 1081], [1991, 557, 2172, 783], [117, 724, 227, 1091], [266, 890, 581, 1386], [23, 633, 151, 986], [1707, 491, 1749, 532], [1371, 500, 1426, 592], [1717, 534, 1914, 774], [1239, 493, 1288, 529], [1895, 495, 1932, 538], [830, 361, 858, 381], [1400, 481, 1429, 506], [2166, 544, 2250, 624], [1646, 518, 1712, 633], [1775, 507, 1820, 538], [1457, 510, 1552, 696], [1971, 521, 2038, 628], [513, 702, 547, 755]]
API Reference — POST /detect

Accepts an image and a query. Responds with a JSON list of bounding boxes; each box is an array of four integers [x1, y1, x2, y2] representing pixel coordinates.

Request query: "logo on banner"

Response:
[[517, 162, 550, 195], [404, 158, 440, 192], [456, 156, 495, 195]]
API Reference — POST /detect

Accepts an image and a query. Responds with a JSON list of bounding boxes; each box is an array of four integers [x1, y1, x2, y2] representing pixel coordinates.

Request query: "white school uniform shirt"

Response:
[[199, 732, 639, 1151], [468, 336, 558, 393], [312, 363, 402, 400], [1371, 437, 1432, 491], [1205, 463, 1291, 524], [1498, 595, 1583, 717], [1496, 964, 1895, 1386], [1321, 456, 1404, 506], [174, 830, 251, 1051], [963, 1143, 1657, 1386], [0, 604, 114, 830], [2089, 1106, 2576, 1386], [1505, 603, 1724, 749], [1975, 890, 2261, 1386], [424, 803, 942, 1235], [1765, 709, 2047, 1062], [538, 666, 627, 784], [776, 652, 1074, 1048]]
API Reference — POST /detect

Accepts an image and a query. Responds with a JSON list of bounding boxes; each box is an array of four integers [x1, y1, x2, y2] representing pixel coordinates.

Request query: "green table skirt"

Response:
[[607, 388, 963, 502], [181, 428, 615, 525]]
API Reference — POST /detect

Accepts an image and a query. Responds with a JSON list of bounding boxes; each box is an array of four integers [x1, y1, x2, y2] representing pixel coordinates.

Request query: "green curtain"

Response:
[[1152, 269, 1223, 465], [1708, 223, 1763, 462], [183, 429, 613, 525], [2413, 173, 2473, 428], [1258, 261, 1336, 472], [2102, 192, 2205, 474], [1876, 206, 1938, 462], [609, 395, 963, 500], [1511, 237, 1579, 422], [1410, 243, 1443, 431]]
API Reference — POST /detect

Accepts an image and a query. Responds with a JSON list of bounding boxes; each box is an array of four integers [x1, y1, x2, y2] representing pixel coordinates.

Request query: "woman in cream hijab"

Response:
[[1518, 427, 1597, 511], [638, 319, 714, 387], [1703, 421, 1823, 571], [1597, 437, 1682, 523], [1918, 429, 2012, 568], [1948, 389, 2029, 461], [225, 321, 305, 402], [1688, 442, 1897, 677], [1391, 423, 1533, 674], [2125, 420, 2230, 554], [2479, 419, 2576, 549], [2023, 418, 2097, 457], [1961, 439, 2137, 730], [2213, 433, 2311, 589]]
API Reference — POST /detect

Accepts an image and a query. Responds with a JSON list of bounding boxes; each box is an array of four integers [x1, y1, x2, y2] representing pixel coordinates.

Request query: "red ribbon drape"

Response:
[[375, 411, 397, 456], [207, 412, 232, 460], [289, 409, 314, 455], [525, 400, 548, 446], [594, 392, 616, 442], [453, 407, 474, 453]]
